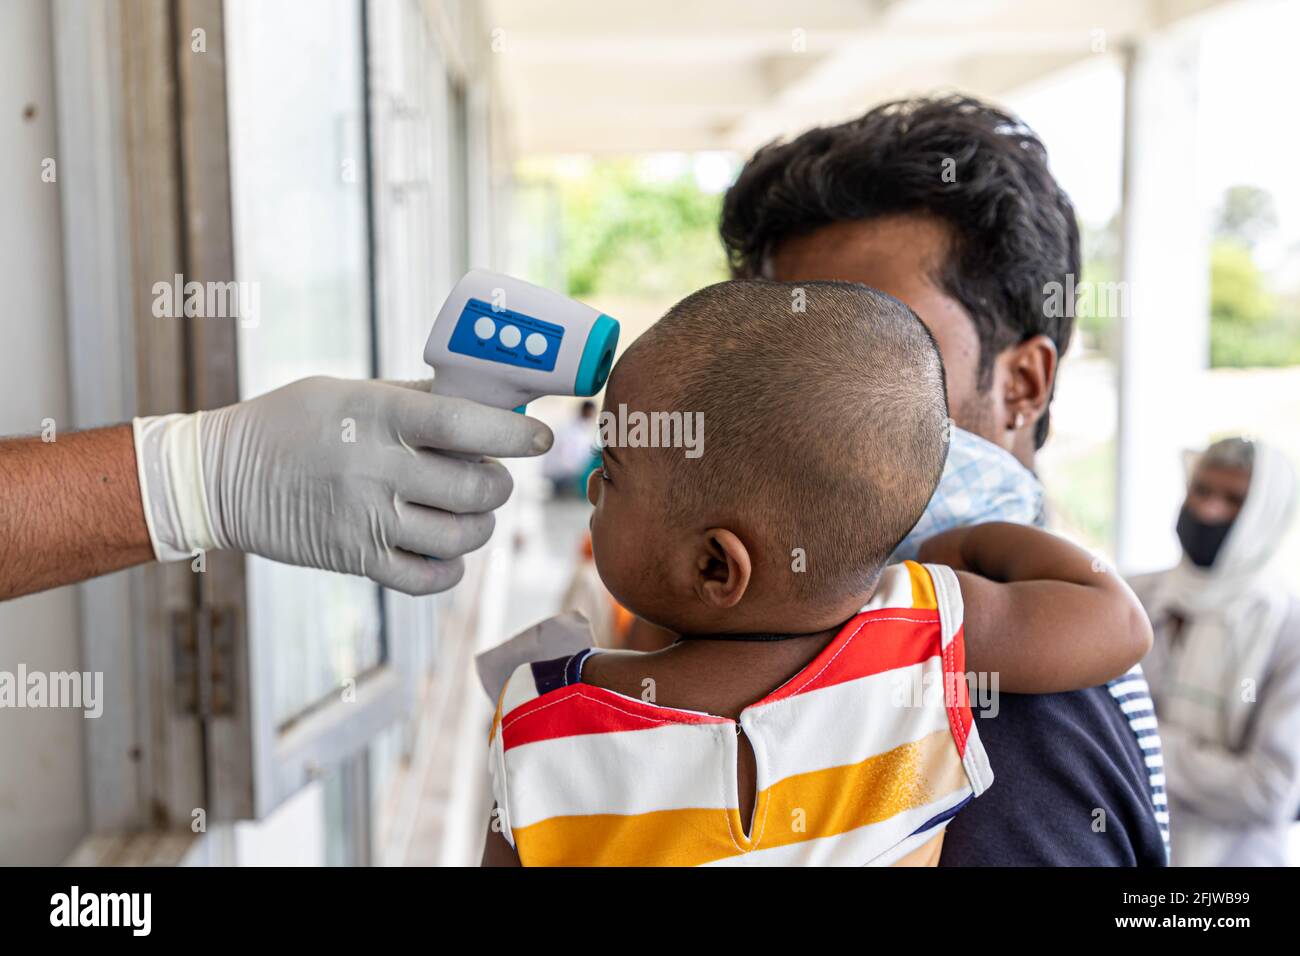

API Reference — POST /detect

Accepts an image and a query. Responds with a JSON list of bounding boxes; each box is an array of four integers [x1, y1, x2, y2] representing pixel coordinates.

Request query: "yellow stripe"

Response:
[[905, 560, 937, 610], [515, 807, 740, 867], [513, 728, 967, 866], [752, 727, 964, 851]]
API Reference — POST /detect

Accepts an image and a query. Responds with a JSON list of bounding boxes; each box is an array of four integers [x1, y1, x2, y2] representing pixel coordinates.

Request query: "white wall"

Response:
[[0, 0, 89, 864]]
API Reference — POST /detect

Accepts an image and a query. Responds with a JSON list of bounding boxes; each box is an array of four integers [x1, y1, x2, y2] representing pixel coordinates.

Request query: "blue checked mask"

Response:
[[890, 424, 1046, 563]]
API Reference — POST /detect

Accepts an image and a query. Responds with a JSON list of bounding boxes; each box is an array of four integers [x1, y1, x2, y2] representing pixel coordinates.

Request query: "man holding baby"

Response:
[[718, 94, 1167, 866]]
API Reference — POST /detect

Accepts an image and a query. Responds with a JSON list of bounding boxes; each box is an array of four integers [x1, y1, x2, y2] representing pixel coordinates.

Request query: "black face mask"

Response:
[[1176, 505, 1234, 568]]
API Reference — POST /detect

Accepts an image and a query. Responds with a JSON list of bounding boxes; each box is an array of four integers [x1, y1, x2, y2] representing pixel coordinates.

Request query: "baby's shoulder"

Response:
[[579, 649, 671, 700], [862, 561, 942, 612]]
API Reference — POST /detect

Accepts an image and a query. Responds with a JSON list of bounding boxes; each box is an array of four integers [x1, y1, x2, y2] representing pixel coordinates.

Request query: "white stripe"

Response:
[[1129, 716, 1160, 731], [499, 661, 543, 715], [1120, 697, 1155, 714], [865, 822, 950, 867], [1145, 753, 1165, 768], [1150, 774, 1166, 787], [925, 561, 995, 795], [744, 658, 952, 784], [926, 561, 964, 649], [1136, 733, 1163, 751], [488, 730, 514, 847], [1109, 679, 1149, 697], [861, 563, 915, 611], [505, 720, 732, 826], [962, 720, 995, 796]]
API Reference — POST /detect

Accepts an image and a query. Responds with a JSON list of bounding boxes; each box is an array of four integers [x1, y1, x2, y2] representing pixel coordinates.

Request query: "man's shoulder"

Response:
[[976, 683, 1149, 769], [940, 683, 1167, 866]]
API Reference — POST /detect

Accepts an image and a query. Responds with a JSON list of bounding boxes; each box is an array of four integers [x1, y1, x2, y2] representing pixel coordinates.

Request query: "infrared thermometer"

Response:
[[424, 270, 620, 413]]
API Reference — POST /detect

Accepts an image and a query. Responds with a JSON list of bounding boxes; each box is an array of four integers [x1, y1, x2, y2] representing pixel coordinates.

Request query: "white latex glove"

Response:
[[131, 376, 553, 595]]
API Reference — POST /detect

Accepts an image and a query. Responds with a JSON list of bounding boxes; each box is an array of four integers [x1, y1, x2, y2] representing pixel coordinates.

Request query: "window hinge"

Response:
[[171, 605, 237, 717]]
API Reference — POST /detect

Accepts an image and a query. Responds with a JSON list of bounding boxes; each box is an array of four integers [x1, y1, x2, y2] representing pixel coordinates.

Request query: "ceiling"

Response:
[[484, 0, 1236, 156]]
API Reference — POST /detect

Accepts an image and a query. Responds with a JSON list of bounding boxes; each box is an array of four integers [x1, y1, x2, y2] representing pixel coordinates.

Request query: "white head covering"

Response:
[[1145, 439, 1297, 746]]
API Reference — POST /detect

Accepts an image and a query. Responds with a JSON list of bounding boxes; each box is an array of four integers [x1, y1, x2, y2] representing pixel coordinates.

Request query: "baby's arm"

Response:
[[917, 522, 1152, 693]]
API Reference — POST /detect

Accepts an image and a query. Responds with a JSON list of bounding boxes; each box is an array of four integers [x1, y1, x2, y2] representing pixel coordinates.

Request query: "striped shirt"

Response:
[[487, 561, 993, 866], [1108, 666, 1170, 851]]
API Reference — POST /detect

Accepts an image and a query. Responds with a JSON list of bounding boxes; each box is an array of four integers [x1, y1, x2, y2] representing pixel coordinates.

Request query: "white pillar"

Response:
[[1116, 32, 1210, 574]]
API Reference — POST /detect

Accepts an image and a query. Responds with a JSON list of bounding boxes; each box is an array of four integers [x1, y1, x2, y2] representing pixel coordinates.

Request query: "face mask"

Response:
[[890, 425, 1046, 564], [1176, 505, 1234, 568]]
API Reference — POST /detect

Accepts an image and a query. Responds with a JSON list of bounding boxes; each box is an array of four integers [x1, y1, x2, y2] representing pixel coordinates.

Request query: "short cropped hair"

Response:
[[620, 279, 949, 600], [719, 94, 1079, 449]]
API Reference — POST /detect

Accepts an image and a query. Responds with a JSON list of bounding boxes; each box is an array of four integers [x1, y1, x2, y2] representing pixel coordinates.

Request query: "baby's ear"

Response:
[[694, 528, 752, 610]]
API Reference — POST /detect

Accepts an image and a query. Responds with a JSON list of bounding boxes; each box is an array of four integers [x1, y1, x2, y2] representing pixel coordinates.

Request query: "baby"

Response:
[[481, 279, 1151, 866]]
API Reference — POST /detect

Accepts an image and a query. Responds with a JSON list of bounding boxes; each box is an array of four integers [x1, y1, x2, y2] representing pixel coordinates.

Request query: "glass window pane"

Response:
[[225, 0, 382, 724]]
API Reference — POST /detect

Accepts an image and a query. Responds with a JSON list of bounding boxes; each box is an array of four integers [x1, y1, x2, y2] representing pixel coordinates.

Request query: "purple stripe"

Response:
[[529, 655, 573, 696], [908, 794, 974, 838]]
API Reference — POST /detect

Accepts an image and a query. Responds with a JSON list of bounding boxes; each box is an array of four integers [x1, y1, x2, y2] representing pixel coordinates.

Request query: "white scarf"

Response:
[[1143, 441, 1297, 748]]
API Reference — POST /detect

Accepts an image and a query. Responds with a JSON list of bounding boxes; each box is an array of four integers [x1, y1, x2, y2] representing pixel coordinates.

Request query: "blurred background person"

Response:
[[542, 399, 600, 498], [1131, 437, 1300, 866]]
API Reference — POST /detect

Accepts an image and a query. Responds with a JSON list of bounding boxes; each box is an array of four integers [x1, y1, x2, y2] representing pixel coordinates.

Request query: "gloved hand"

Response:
[[131, 376, 552, 594]]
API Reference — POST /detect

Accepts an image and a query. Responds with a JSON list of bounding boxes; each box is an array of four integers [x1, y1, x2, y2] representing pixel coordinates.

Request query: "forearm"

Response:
[[922, 523, 1152, 692], [1159, 647, 1300, 827], [0, 425, 154, 599], [935, 521, 1103, 587], [1161, 723, 1300, 827]]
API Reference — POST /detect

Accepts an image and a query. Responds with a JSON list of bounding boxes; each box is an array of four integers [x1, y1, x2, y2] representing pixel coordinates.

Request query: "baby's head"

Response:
[[587, 280, 948, 637]]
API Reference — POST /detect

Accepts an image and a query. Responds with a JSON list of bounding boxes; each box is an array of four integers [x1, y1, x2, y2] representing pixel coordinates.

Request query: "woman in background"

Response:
[[1132, 437, 1300, 866]]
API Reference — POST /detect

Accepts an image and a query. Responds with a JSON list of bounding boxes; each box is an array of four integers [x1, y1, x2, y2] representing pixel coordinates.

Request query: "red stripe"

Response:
[[756, 608, 942, 705], [501, 684, 727, 751], [943, 623, 974, 758], [501, 609, 946, 750]]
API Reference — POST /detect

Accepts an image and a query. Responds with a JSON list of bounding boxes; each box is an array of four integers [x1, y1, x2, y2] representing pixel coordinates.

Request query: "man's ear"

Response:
[[1000, 334, 1058, 434], [693, 528, 752, 610]]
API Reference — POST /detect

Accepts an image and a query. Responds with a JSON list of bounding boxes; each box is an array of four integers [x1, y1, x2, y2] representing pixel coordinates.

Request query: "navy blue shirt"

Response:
[[939, 684, 1168, 866]]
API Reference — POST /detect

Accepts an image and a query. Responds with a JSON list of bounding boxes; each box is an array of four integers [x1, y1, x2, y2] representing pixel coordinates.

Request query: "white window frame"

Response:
[[221, 0, 418, 820], [53, 0, 500, 863], [50, 0, 452, 849]]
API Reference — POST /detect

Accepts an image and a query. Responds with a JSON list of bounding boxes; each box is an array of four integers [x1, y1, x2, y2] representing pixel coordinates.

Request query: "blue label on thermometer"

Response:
[[448, 298, 564, 372]]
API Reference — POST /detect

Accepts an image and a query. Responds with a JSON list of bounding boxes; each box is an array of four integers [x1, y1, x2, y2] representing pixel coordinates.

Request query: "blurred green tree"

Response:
[[1209, 238, 1300, 367], [1079, 213, 1122, 356], [1209, 186, 1300, 367], [547, 159, 731, 300], [1215, 184, 1279, 250]]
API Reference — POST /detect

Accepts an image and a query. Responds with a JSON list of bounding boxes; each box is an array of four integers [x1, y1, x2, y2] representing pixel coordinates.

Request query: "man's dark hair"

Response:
[[719, 94, 1079, 448]]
